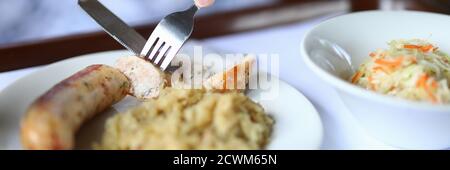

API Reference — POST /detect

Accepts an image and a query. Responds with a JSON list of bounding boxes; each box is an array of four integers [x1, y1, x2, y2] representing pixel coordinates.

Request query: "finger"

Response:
[[195, 0, 215, 8]]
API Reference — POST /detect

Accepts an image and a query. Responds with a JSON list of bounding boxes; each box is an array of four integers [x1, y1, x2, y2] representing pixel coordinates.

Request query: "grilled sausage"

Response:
[[21, 64, 130, 150], [115, 56, 168, 100]]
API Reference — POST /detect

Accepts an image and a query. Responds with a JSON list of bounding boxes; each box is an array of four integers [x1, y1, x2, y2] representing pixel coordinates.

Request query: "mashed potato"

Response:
[[96, 88, 274, 150]]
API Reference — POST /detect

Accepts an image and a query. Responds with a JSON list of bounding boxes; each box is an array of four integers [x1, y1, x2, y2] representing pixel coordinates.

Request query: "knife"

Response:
[[78, 0, 146, 56]]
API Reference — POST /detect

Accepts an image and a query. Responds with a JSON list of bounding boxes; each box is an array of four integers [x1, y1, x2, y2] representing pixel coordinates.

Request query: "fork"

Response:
[[140, 5, 198, 71], [79, 0, 198, 71]]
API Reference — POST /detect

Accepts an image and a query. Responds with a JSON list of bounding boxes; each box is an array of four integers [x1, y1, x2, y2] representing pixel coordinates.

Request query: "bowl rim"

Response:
[[301, 10, 450, 112]]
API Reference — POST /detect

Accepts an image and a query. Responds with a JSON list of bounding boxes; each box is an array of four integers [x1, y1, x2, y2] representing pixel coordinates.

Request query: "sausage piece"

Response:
[[21, 64, 130, 150], [115, 56, 168, 100]]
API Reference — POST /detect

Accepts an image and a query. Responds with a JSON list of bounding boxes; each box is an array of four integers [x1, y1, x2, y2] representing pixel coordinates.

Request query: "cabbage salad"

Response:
[[351, 39, 450, 104]]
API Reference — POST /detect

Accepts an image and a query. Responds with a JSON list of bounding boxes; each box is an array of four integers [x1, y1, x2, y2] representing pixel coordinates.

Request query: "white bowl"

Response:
[[301, 11, 450, 149]]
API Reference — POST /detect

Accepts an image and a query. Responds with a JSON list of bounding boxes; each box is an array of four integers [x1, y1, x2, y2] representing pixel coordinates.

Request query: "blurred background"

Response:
[[1, 0, 449, 46], [0, 0, 278, 45], [1, 0, 450, 72]]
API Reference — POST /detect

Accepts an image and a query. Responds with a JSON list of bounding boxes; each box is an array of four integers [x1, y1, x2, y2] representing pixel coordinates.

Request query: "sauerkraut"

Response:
[[95, 88, 274, 150]]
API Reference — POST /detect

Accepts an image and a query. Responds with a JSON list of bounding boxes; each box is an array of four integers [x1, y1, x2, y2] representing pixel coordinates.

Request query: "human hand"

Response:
[[194, 0, 215, 8]]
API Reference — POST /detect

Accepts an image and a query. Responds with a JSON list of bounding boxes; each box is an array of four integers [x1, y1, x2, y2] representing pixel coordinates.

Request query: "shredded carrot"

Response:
[[431, 80, 439, 89], [351, 71, 363, 84], [416, 74, 428, 88], [375, 57, 404, 68], [404, 44, 435, 53], [416, 74, 437, 103], [373, 66, 389, 73], [404, 44, 421, 49], [424, 83, 438, 103], [368, 76, 376, 90], [420, 44, 434, 52]]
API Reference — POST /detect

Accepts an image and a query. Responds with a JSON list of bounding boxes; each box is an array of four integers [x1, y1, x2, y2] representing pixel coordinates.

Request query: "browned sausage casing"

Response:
[[21, 64, 130, 150]]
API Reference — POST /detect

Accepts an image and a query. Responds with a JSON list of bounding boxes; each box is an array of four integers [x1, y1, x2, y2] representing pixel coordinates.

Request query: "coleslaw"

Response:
[[351, 39, 450, 104]]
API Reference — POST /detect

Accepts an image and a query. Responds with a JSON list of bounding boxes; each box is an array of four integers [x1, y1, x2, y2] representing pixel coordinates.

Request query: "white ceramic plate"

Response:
[[0, 50, 323, 150]]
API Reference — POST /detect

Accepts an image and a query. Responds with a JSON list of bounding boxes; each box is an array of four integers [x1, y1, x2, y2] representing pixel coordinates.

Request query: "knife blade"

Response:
[[78, 0, 146, 55]]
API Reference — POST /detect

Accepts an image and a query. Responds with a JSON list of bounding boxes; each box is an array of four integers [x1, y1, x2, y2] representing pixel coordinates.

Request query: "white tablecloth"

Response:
[[0, 15, 396, 150]]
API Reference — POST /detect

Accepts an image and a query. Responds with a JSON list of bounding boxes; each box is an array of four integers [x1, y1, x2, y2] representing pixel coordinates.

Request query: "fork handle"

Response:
[[185, 5, 199, 16]]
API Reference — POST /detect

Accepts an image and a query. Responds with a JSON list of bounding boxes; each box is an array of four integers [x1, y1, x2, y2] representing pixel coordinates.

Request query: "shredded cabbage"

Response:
[[351, 39, 450, 104]]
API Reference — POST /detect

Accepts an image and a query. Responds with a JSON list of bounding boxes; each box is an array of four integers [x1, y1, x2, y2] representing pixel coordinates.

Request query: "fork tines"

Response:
[[140, 5, 198, 71]]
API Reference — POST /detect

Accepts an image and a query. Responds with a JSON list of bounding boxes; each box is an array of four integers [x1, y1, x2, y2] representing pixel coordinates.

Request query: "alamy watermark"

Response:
[[168, 45, 280, 100]]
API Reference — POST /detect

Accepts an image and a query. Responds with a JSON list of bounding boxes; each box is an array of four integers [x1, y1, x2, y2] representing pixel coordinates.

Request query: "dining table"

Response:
[[1, 0, 447, 150]]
